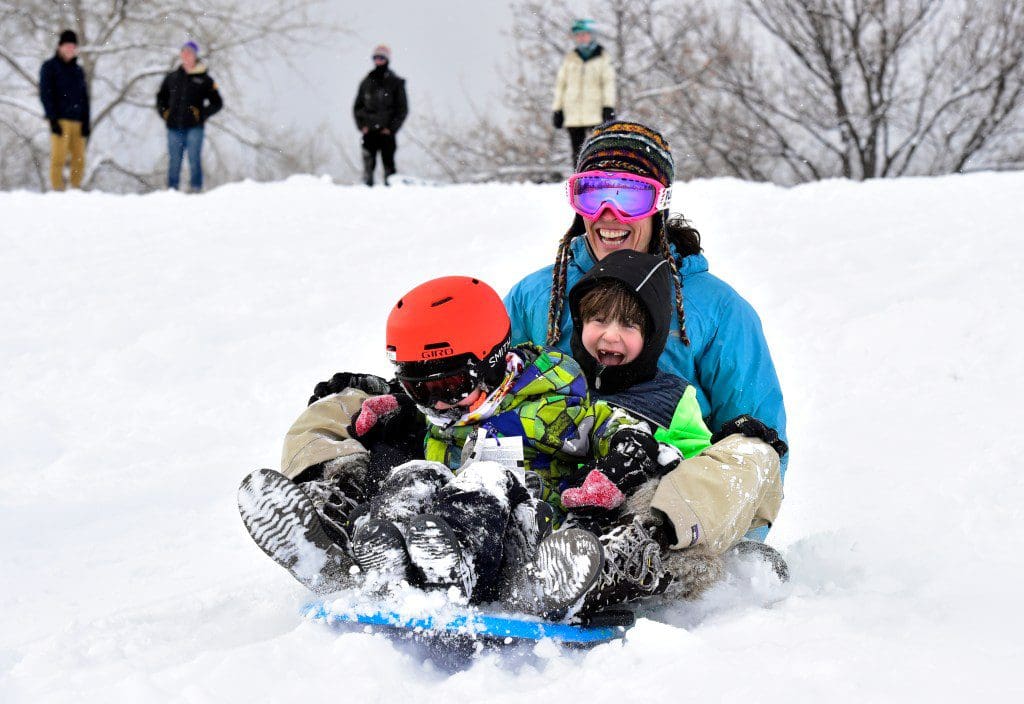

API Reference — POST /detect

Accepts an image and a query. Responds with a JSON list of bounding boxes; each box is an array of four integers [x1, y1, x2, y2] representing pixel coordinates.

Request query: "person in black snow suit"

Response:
[[353, 44, 408, 186], [155, 41, 223, 192], [39, 30, 90, 190]]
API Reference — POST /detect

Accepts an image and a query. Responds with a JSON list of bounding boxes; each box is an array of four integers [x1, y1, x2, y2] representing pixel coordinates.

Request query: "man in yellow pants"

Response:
[[39, 30, 90, 190]]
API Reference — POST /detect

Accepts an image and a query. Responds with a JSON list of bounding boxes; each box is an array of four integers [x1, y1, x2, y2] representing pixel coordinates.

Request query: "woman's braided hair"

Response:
[[545, 121, 700, 347]]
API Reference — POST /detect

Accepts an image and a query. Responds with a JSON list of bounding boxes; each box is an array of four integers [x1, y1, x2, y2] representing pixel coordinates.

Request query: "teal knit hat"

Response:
[[571, 18, 596, 34]]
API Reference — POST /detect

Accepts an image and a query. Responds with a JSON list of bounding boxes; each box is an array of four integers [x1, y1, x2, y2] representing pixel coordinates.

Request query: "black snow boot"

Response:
[[404, 514, 476, 596], [350, 517, 413, 585], [500, 529, 605, 619], [573, 517, 670, 616], [297, 476, 357, 551], [237, 469, 359, 594]]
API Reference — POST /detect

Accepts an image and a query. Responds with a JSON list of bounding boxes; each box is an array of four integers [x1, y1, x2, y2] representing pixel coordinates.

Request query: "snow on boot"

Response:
[[351, 517, 412, 584], [298, 477, 357, 550], [501, 528, 604, 620], [574, 517, 669, 616], [728, 540, 790, 582], [405, 514, 475, 597], [237, 468, 359, 594]]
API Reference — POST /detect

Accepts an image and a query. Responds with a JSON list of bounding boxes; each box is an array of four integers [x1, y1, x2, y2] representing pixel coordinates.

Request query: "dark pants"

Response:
[[361, 130, 397, 186], [167, 126, 205, 191], [368, 460, 539, 600], [568, 126, 597, 167]]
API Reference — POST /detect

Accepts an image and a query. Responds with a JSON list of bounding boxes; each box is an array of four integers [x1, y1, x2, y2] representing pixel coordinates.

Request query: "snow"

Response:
[[2, 172, 1023, 700]]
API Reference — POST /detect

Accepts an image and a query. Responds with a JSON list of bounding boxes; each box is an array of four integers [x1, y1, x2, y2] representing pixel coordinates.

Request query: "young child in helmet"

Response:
[[239, 275, 680, 615], [353, 275, 682, 604]]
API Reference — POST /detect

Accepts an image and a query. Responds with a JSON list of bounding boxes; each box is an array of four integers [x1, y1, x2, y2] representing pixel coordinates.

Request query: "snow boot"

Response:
[[501, 528, 605, 619], [350, 517, 413, 584], [729, 540, 790, 582], [237, 468, 358, 594], [572, 517, 670, 616], [404, 514, 476, 596], [298, 477, 357, 551]]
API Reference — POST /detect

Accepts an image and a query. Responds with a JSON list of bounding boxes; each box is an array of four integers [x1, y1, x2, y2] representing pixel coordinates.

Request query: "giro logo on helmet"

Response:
[[421, 347, 454, 359]]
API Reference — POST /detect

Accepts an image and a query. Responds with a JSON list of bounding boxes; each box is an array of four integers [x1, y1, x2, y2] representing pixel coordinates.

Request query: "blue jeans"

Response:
[[167, 126, 204, 191]]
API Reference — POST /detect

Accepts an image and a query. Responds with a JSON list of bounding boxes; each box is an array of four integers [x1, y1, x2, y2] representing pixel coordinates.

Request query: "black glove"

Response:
[[602, 107, 615, 122], [594, 428, 661, 493], [49, 119, 62, 136], [81, 122, 90, 139], [552, 110, 564, 129], [711, 415, 788, 458], [347, 392, 423, 450], [308, 371, 392, 405]]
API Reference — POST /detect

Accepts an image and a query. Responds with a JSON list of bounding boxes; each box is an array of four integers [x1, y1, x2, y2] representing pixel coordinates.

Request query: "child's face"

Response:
[[581, 317, 644, 366]]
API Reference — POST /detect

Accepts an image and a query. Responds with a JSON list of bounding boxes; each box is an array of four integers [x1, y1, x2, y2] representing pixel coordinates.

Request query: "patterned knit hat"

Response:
[[575, 121, 675, 188]]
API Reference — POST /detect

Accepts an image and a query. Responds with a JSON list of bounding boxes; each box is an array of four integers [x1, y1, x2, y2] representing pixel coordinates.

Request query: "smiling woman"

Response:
[[505, 121, 786, 444], [504, 119, 790, 546]]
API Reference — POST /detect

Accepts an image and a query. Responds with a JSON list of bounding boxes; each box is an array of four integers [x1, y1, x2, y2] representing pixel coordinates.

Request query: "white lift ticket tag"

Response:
[[471, 428, 525, 477]]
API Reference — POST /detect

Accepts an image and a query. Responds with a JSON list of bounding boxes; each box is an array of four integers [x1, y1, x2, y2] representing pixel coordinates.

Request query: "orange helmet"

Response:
[[386, 276, 511, 404]]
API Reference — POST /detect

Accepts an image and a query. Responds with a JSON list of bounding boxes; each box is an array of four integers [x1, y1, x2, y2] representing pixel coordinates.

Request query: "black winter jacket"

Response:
[[156, 65, 223, 129], [39, 54, 90, 124], [353, 66, 408, 132]]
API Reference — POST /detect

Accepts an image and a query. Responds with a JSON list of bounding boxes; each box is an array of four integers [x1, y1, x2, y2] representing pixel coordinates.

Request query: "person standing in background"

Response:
[[551, 19, 616, 168], [353, 45, 408, 187], [156, 41, 223, 192], [39, 30, 90, 191]]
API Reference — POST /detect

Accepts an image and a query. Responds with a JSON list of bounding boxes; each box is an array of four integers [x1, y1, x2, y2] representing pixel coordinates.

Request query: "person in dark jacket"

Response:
[[353, 45, 408, 186], [39, 30, 90, 191], [155, 41, 223, 191]]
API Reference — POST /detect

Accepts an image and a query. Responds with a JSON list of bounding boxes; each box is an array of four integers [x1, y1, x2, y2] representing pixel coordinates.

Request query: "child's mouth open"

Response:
[[597, 349, 626, 365]]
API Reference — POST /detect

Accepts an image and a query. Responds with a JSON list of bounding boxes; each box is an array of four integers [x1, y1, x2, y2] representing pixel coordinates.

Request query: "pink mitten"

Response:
[[353, 394, 400, 437], [561, 469, 625, 510]]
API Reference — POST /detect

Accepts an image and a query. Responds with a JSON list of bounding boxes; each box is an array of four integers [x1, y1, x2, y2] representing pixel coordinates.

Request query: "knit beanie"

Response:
[[373, 44, 391, 61], [181, 40, 200, 55], [575, 121, 675, 188], [58, 30, 77, 45], [571, 18, 596, 34]]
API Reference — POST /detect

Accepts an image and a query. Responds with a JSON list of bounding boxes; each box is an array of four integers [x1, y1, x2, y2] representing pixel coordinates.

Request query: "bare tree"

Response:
[[0, 0, 338, 191], [421, 0, 1024, 184], [699, 0, 1024, 181]]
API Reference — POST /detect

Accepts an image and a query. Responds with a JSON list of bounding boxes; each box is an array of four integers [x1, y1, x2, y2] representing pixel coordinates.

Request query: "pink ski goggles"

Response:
[[566, 170, 672, 223]]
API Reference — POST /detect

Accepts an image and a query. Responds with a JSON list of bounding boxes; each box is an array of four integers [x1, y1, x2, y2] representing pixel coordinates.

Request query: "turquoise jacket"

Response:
[[504, 236, 788, 487]]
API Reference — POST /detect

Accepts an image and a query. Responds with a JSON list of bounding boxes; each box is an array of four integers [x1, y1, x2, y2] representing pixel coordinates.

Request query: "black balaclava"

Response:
[[569, 249, 674, 394]]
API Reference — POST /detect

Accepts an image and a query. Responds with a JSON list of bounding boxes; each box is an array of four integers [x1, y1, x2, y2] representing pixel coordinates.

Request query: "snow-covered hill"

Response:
[[1, 173, 1021, 701]]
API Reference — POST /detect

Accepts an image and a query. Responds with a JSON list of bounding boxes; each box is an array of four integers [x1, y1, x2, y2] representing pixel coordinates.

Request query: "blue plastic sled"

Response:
[[303, 599, 631, 646]]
